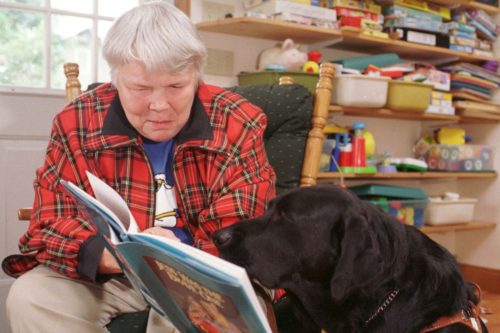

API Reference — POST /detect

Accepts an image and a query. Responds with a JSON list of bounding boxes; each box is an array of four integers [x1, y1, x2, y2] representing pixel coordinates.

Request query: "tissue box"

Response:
[[425, 198, 477, 225]]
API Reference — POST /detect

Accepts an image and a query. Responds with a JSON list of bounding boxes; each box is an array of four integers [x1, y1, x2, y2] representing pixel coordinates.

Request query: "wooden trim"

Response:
[[421, 222, 496, 234], [460, 263, 500, 294], [300, 62, 335, 187], [18, 208, 32, 221], [317, 171, 497, 180], [196, 17, 498, 63], [174, 0, 190, 16]]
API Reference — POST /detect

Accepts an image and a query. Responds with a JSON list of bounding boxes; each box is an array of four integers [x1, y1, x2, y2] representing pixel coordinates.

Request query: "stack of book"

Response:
[[244, 0, 338, 27], [441, 63, 500, 119], [452, 8, 498, 57], [441, 63, 500, 102], [383, 4, 448, 35], [446, 22, 477, 54], [376, 0, 450, 48], [329, 0, 386, 38]]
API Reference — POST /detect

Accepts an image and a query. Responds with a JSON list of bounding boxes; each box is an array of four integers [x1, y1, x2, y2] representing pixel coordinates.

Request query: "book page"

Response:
[[60, 179, 121, 243], [86, 171, 139, 234]]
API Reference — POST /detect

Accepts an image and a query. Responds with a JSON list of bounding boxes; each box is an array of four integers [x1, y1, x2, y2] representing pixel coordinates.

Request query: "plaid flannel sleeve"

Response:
[[193, 111, 276, 255], [17, 113, 101, 279]]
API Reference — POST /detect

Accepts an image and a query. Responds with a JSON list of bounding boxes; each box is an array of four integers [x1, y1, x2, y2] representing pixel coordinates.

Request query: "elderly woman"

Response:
[[3, 2, 275, 332]]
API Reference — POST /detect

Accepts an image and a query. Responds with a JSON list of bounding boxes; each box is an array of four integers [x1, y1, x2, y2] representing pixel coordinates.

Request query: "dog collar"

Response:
[[364, 288, 400, 326]]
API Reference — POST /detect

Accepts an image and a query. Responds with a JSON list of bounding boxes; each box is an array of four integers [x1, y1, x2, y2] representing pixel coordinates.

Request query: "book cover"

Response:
[[61, 171, 271, 333]]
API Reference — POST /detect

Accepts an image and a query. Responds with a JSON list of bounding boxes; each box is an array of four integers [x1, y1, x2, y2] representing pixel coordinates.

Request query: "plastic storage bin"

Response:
[[331, 74, 389, 108], [386, 80, 433, 113], [426, 144, 494, 171], [349, 184, 428, 227], [372, 199, 427, 227], [425, 198, 477, 225], [237, 71, 318, 93]]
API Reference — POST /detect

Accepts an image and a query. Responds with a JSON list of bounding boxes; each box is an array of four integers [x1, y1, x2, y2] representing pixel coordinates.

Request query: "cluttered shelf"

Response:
[[381, 0, 500, 14], [329, 105, 500, 123], [317, 171, 497, 180], [196, 17, 498, 63], [463, 2, 500, 14], [420, 221, 496, 234]]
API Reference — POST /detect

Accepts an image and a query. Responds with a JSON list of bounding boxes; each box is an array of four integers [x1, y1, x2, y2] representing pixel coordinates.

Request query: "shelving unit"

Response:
[[197, 5, 499, 234], [317, 171, 497, 180], [197, 17, 500, 63], [464, 1, 500, 14], [329, 105, 500, 123], [378, 0, 500, 14]]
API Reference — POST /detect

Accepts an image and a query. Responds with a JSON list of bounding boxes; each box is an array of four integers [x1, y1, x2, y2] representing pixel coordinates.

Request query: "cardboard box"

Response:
[[246, 0, 337, 22]]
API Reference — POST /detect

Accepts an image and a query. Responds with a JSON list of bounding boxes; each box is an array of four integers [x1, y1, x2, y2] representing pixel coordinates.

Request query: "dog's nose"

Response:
[[212, 229, 233, 248]]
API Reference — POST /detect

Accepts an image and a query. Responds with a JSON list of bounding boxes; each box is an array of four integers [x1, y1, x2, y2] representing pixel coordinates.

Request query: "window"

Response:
[[0, 0, 140, 91]]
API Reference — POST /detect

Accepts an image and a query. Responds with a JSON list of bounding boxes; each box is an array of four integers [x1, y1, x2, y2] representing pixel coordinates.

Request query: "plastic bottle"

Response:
[[351, 122, 366, 168]]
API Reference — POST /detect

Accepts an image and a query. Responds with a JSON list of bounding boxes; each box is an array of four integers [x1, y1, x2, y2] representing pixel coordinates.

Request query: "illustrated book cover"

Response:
[[61, 171, 271, 333]]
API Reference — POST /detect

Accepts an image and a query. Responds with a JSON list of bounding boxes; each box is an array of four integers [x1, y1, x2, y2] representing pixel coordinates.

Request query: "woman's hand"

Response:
[[97, 227, 180, 274], [98, 248, 122, 274], [142, 226, 181, 241]]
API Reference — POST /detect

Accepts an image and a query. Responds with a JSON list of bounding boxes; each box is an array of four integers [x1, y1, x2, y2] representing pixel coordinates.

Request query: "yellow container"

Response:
[[386, 80, 433, 113]]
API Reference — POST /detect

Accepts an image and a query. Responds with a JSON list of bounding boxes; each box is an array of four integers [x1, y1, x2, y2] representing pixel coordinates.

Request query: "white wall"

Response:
[[0, 91, 65, 332]]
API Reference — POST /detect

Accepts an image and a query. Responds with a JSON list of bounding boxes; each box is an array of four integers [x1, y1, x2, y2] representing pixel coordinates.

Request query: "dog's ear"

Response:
[[330, 214, 383, 303]]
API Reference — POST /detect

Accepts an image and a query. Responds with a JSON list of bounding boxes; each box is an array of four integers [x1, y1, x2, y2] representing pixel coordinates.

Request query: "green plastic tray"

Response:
[[348, 184, 428, 200]]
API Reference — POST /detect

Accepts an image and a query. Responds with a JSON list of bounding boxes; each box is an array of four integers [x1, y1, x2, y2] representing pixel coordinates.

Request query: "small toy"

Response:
[[377, 152, 397, 173], [257, 38, 308, 71], [335, 122, 377, 174], [302, 51, 322, 73], [436, 127, 466, 145]]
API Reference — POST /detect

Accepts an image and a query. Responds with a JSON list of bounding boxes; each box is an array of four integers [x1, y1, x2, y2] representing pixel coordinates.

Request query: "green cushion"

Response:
[[106, 310, 149, 333], [228, 84, 313, 194]]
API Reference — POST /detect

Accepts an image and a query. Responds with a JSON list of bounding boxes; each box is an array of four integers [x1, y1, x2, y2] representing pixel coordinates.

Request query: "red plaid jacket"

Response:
[[2, 82, 276, 279]]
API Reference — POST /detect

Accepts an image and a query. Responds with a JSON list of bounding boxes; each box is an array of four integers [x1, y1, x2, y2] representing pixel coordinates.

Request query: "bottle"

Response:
[[351, 122, 366, 168]]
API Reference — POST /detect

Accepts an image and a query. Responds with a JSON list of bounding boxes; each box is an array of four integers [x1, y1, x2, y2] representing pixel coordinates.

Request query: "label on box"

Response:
[[407, 30, 436, 46]]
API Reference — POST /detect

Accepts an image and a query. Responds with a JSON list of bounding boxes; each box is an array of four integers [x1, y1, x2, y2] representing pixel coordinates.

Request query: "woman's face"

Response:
[[115, 61, 198, 142]]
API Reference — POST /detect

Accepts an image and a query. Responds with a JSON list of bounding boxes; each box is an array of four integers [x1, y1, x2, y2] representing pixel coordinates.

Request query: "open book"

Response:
[[61, 171, 271, 333]]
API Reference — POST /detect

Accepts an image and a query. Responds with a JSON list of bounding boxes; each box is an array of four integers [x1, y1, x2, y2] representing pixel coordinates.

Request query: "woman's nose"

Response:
[[149, 89, 169, 111]]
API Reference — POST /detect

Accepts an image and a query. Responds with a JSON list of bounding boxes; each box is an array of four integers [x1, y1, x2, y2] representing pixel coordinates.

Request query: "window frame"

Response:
[[0, 0, 120, 95]]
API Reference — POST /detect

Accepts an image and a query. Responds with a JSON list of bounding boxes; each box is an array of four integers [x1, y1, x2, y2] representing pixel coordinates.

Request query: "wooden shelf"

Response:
[[380, 0, 500, 14], [317, 171, 497, 180], [421, 221, 497, 234], [196, 17, 499, 64], [461, 1, 500, 14], [329, 105, 500, 123]]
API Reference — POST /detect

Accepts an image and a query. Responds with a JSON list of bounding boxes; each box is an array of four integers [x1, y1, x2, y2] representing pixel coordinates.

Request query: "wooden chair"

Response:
[[17, 61, 335, 332]]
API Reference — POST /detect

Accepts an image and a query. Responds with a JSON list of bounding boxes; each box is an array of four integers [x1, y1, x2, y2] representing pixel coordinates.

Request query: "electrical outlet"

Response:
[[205, 48, 234, 76], [202, 1, 234, 21]]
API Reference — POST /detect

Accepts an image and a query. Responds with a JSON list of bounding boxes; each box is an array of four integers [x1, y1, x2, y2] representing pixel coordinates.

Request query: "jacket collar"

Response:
[[102, 89, 213, 144]]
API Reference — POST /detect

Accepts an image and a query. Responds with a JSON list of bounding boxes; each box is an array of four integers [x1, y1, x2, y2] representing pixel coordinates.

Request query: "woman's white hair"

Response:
[[102, 1, 207, 82]]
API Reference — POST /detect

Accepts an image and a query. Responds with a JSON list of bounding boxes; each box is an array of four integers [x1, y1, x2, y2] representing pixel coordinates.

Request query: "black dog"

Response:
[[212, 185, 487, 333]]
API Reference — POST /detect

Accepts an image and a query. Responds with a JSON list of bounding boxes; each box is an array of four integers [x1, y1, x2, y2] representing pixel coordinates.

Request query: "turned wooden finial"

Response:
[[63, 62, 82, 102], [279, 76, 295, 85]]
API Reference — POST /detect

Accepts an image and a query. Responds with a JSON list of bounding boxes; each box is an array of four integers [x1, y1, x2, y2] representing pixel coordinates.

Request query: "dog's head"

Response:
[[212, 185, 387, 302]]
